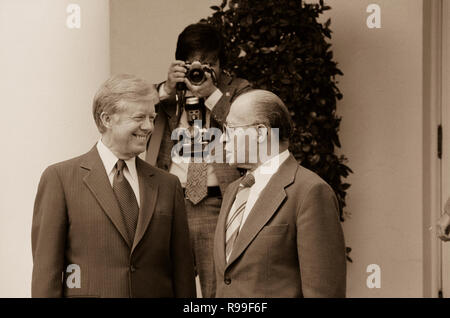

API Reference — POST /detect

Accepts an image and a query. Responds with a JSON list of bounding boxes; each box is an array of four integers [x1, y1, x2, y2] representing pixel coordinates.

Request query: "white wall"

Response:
[[111, 0, 216, 82], [0, 0, 110, 297], [111, 0, 427, 297], [322, 0, 425, 297], [0, 0, 427, 298]]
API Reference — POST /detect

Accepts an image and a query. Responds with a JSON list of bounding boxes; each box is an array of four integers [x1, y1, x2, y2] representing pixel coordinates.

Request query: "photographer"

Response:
[[146, 23, 251, 298]]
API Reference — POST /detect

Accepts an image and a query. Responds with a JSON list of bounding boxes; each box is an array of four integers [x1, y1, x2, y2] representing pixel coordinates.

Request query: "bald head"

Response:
[[229, 89, 293, 142]]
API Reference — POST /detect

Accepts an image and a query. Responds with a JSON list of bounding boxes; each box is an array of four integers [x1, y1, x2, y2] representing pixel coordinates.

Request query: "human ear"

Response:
[[100, 112, 112, 129], [257, 124, 268, 143]]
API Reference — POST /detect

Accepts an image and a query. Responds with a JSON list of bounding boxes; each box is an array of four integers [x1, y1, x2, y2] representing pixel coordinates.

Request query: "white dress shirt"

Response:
[[239, 149, 291, 230], [96, 139, 141, 207], [159, 84, 222, 187], [159, 83, 223, 111]]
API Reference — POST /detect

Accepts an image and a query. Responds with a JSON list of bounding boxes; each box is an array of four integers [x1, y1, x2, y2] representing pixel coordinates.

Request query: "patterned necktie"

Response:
[[225, 173, 255, 263], [113, 159, 139, 245], [185, 162, 208, 205]]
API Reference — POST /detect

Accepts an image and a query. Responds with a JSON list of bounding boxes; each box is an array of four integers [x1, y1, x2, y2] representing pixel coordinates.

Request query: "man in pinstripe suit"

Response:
[[31, 74, 196, 298]]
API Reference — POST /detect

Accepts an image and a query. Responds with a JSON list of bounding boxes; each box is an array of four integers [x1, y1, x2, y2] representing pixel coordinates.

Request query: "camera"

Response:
[[180, 96, 209, 158], [185, 96, 205, 125], [185, 61, 212, 86], [175, 60, 216, 92]]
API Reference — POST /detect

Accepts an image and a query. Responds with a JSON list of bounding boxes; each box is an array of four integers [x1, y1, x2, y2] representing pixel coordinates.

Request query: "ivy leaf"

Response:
[[260, 25, 269, 33]]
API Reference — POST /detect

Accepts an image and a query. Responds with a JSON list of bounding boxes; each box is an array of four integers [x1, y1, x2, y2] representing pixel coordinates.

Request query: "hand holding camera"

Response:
[[164, 60, 187, 96], [165, 60, 217, 98]]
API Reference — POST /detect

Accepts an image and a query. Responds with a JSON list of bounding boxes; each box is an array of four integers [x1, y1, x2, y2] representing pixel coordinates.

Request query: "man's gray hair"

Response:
[[92, 74, 159, 133]]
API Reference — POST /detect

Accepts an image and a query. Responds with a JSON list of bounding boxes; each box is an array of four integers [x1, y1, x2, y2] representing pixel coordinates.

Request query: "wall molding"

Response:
[[422, 0, 443, 298]]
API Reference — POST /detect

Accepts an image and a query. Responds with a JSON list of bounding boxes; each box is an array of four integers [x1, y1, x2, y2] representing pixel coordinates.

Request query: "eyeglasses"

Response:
[[223, 123, 258, 130], [222, 123, 260, 140]]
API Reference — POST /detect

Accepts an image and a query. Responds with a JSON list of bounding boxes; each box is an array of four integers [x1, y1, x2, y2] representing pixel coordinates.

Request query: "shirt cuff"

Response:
[[159, 83, 170, 100], [204, 88, 223, 111]]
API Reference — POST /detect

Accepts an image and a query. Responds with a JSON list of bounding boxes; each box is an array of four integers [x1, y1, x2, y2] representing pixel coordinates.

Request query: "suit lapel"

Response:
[[167, 113, 180, 134], [162, 99, 180, 134], [81, 146, 131, 248], [225, 155, 299, 269], [131, 158, 158, 253], [217, 73, 232, 91], [210, 74, 233, 126], [215, 179, 241, 273], [158, 97, 180, 137]]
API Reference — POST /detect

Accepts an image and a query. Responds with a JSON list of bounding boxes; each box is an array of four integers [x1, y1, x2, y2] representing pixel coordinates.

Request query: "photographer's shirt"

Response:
[[159, 84, 221, 187]]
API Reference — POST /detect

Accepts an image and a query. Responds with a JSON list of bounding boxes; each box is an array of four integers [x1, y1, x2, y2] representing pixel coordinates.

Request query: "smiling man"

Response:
[[31, 74, 196, 298]]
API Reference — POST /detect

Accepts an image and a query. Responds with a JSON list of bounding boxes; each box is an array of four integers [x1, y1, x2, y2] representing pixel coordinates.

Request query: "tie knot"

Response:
[[116, 159, 126, 173], [240, 173, 255, 188]]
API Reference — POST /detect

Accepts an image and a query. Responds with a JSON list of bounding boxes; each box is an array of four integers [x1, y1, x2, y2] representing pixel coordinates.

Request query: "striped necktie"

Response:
[[113, 159, 139, 245], [225, 173, 255, 263]]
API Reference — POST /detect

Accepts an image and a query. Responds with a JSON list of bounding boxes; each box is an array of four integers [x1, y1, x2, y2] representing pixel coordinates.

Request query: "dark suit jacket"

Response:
[[31, 146, 196, 298], [150, 73, 252, 193], [214, 155, 347, 298]]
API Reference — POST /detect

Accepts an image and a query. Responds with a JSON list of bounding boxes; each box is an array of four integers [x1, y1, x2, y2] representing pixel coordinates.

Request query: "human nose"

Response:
[[141, 116, 154, 131]]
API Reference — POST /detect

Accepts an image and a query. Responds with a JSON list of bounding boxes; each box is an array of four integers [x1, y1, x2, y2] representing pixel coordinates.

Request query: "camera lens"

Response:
[[188, 68, 205, 85]]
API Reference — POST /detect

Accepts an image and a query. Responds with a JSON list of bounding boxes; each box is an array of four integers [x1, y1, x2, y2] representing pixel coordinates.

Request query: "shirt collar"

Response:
[[96, 139, 138, 180], [246, 149, 290, 186]]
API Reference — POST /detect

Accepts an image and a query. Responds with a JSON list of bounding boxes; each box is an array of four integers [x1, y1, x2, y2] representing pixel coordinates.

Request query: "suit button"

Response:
[[224, 278, 231, 285], [130, 265, 136, 273]]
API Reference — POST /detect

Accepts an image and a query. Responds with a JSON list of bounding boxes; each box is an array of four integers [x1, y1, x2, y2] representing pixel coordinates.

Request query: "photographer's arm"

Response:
[[209, 77, 252, 126], [158, 82, 171, 101]]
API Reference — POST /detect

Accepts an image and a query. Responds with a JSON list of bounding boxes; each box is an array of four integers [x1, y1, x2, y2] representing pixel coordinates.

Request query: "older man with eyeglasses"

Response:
[[214, 89, 347, 298]]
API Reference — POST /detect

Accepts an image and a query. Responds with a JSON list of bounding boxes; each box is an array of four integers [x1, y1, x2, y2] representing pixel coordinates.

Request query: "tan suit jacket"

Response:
[[214, 155, 346, 297], [32, 146, 196, 297]]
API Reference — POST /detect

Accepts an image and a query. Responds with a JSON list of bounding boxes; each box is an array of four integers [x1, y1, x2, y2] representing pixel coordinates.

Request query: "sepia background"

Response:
[[0, 0, 449, 297]]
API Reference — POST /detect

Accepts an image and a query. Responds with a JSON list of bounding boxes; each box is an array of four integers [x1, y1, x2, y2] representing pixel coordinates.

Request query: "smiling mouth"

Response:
[[133, 133, 148, 141]]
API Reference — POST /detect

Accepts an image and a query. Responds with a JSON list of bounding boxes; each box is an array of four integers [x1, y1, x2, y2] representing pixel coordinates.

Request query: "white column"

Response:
[[0, 0, 110, 297]]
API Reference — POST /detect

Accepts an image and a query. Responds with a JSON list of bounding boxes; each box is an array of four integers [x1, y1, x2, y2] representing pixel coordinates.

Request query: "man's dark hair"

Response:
[[175, 23, 226, 66]]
